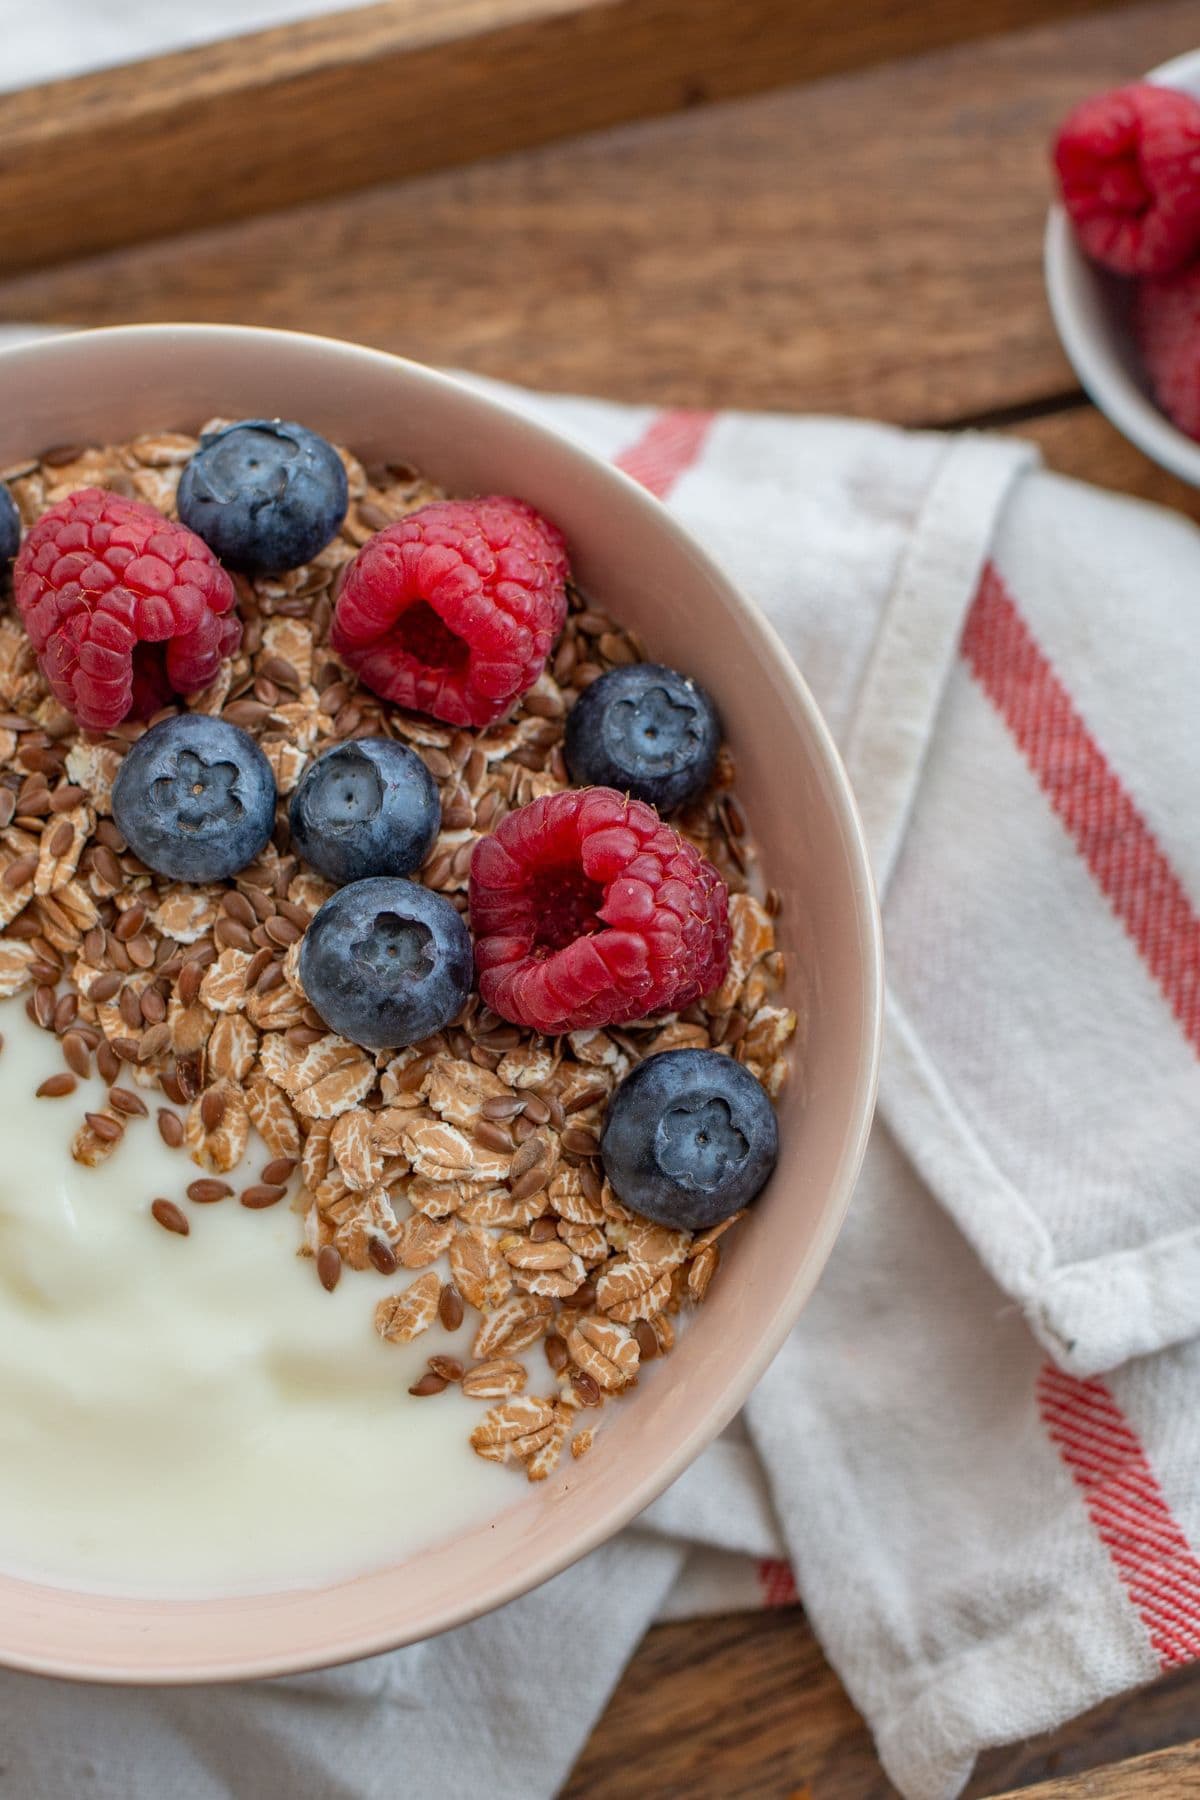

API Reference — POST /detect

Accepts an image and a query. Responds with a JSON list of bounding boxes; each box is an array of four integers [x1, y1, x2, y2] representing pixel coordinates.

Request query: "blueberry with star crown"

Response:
[[299, 877, 473, 1051], [177, 419, 349, 575], [112, 714, 276, 883], [600, 1049, 778, 1230], [563, 663, 720, 813]]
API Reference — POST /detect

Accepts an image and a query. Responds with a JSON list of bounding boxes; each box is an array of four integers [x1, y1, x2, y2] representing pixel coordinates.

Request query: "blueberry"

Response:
[[289, 738, 440, 886], [177, 419, 349, 574], [112, 714, 277, 883], [564, 663, 720, 813], [0, 484, 19, 564], [600, 1049, 778, 1230], [299, 877, 473, 1051]]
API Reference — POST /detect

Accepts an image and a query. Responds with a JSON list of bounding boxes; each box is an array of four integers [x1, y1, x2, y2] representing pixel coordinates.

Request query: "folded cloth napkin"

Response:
[[0, 338, 1198, 1800]]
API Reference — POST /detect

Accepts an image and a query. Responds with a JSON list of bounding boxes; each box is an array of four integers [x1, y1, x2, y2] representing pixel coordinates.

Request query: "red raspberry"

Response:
[[13, 489, 240, 733], [470, 787, 730, 1035], [1135, 263, 1200, 437], [330, 497, 568, 729], [1053, 83, 1200, 275]]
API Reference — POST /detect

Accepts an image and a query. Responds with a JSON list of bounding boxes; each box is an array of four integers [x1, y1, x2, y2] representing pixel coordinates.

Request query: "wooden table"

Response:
[[2, 2, 1199, 1792]]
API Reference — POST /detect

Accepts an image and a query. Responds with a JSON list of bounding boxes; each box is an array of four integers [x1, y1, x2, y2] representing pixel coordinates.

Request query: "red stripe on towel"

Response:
[[613, 410, 715, 499], [757, 1558, 799, 1608], [1038, 1366, 1200, 1668], [962, 562, 1200, 1055], [961, 562, 1200, 1668]]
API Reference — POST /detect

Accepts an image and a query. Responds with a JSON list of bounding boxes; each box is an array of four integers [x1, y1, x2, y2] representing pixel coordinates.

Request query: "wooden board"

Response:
[[992, 1738, 1200, 1797], [562, 1602, 1200, 1797], [0, 0, 1129, 278], [3, 1, 1198, 425]]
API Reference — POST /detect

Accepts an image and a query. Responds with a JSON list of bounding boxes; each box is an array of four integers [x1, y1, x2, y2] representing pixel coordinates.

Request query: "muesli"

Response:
[[0, 419, 796, 1487]]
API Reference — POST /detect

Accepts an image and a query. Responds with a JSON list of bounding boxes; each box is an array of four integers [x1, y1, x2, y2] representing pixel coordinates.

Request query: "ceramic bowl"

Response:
[[0, 324, 881, 1681], [1044, 49, 1200, 484]]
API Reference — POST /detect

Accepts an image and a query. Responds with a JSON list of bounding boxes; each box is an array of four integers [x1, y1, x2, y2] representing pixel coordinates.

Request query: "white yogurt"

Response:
[[0, 999, 512, 1596]]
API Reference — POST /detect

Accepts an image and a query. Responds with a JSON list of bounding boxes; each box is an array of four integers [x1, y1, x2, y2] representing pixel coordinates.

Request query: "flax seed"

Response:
[[157, 1109, 185, 1149], [49, 784, 86, 813], [241, 1183, 286, 1210], [138, 1023, 170, 1063], [428, 1354, 464, 1383], [94, 819, 127, 853], [200, 1088, 227, 1132], [92, 845, 123, 888], [408, 1372, 448, 1397], [438, 1284, 464, 1332], [473, 1119, 513, 1155], [188, 1179, 232, 1203], [62, 1031, 91, 1078], [260, 1158, 297, 1186], [109, 1087, 148, 1118], [36, 1073, 76, 1098], [85, 1112, 122, 1143], [139, 987, 167, 1025], [368, 1236, 398, 1275], [482, 1094, 525, 1121], [151, 1199, 189, 1236], [96, 1042, 120, 1084], [214, 917, 254, 952], [2, 854, 36, 890]]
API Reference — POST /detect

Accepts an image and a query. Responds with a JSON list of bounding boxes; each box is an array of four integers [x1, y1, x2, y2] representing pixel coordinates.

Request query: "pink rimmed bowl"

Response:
[[0, 324, 881, 1682]]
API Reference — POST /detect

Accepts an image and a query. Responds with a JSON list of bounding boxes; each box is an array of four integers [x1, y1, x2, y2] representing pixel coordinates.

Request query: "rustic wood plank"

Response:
[[561, 1601, 1200, 1799], [2, 1, 1194, 424], [560, 1608, 895, 1800], [1011, 405, 1200, 519], [0, 0, 1128, 276], [990, 1739, 1200, 1797]]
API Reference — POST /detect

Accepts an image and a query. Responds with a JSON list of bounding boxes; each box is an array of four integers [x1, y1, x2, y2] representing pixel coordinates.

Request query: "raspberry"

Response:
[[13, 489, 240, 733], [330, 497, 568, 728], [470, 787, 730, 1034], [1135, 263, 1200, 437], [1053, 83, 1200, 275]]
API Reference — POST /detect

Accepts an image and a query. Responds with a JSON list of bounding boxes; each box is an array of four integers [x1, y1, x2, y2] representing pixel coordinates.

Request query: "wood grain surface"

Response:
[[0, 0, 1127, 275], [3, 1, 1200, 422], [564, 1595, 1200, 1797], [1, 1, 1198, 1794], [992, 1737, 1200, 1797]]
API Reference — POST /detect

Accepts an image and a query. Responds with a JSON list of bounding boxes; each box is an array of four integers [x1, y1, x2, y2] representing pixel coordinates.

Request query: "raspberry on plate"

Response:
[[13, 488, 240, 733], [330, 496, 568, 729], [1136, 263, 1200, 438], [1053, 82, 1200, 275], [469, 787, 730, 1035]]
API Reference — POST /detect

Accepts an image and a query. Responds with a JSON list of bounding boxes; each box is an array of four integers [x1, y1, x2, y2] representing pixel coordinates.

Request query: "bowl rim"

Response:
[[1043, 49, 1200, 485], [0, 323, 883, 1681]]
